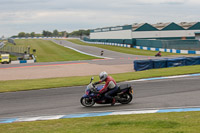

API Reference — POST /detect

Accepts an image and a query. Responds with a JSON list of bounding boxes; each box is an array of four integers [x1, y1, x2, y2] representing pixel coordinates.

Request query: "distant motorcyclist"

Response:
[[155, 51, 161, 57], [93, 71, 118, 106]]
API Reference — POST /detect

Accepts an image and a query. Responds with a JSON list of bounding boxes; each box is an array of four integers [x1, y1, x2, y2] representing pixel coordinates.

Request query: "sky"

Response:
[[0, 0, 200, 37]]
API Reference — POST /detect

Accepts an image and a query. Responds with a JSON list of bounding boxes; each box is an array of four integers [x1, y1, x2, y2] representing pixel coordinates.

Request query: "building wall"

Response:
[[132, 30, 200, 39], [136, 39, 200, 50], [91, 29, 200, 40], [195, 34, 200, 40], [90, 30, 132, 39]]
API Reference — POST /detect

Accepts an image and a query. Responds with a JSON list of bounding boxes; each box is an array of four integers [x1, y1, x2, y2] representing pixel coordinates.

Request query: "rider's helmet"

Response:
[[99, 71, 108, 81]]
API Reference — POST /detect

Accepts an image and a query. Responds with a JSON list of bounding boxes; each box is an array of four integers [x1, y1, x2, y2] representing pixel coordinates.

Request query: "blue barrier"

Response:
[[185, 56, 200, 66], [152, 59, 167, 69], [134, 60, 153, 71], [19, 60, 27, 63], [167, 57, 186, 67], [134, 56, 200, 71]]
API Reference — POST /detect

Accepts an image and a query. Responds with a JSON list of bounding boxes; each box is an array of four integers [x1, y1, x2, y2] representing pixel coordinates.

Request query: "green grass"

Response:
[[1, 111, 200, 133], [0, 65, 200, 93], [67, 39, 186, 56], [13, 39, 99, 62], [10, 55, 17, 61]]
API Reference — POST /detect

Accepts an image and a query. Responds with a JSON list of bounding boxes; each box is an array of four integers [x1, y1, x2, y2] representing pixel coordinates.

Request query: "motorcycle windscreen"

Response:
[[96, 85, 104, 91]]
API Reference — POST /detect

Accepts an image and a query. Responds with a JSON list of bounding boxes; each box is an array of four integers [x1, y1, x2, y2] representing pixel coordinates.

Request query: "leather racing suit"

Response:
[[94, 76, 118, 100]]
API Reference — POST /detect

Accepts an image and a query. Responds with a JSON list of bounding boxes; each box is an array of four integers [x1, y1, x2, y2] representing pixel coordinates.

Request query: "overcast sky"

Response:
[[0, 0, 200, 37]]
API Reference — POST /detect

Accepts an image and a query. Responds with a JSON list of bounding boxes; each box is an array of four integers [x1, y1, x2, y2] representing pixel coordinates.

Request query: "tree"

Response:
[[42, 30, 47, 37], [31, 32, 35, 37], [68, 30, 89, 37], [60, 31, 67, 37], [53, 29, 59, 37], [18, 32, 26, 37], [46, 31, 52, 37], [25, 33, 30, 37], [43, 30, 53, 37]]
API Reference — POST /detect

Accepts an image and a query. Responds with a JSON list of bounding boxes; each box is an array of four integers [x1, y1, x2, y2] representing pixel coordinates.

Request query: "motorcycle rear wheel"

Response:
[[80, 97, 95, 107], [118, 93, 133, 104]]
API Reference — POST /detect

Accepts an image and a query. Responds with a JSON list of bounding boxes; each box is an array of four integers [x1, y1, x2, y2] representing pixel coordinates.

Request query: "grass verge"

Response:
[[0, 65, 200, 93], [13, 39, 99, 62], [0, 111, 200, 133], [67, 39, 187, 56]]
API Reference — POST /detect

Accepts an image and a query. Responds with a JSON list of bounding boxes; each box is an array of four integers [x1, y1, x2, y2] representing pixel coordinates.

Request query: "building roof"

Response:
[[90, 22, 200, 33], [178, 22, 197, 29], [133, 22, 200, 31], [152, 22, 171, 30], [133, 23, 158, 31], [188, 22, 200, 30], [162, 22, 185, 30], [132, 23, 145, 31]]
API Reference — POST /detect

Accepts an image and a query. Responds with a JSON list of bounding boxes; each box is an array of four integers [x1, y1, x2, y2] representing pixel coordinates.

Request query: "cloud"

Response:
[[134, 0, 186, 4], [0, 0, 200, 37]]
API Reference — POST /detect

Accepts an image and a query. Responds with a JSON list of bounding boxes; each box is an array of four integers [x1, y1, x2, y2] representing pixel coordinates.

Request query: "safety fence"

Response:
[[84, 37, 200, 50], [0, 42, 5, 49], [82, 40, 200, 54], [0, 45, 29, 54], [135, 39, 200, 50], [12, 37, 63, 39], [81, 40, 131, 48], [7, 38, 16, 45], [134, 56, 200, 71]]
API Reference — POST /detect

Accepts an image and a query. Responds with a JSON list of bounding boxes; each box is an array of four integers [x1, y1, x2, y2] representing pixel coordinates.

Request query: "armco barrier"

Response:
[[134, 56, 200, 71], [11, 60, 35, 64], [81, 40, 131, 48], [133, 45, 200, 54], [12, 37, 63, 39], [11, 55, 36, 64]]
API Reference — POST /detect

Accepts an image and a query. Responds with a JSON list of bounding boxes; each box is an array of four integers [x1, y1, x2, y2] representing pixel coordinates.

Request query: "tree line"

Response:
[[13, 29, 90, 38]]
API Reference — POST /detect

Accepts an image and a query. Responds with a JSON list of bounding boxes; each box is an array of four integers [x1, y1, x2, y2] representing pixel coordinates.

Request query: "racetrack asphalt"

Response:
[[0, 39, 199, 120], [0, 75, 199, 119]]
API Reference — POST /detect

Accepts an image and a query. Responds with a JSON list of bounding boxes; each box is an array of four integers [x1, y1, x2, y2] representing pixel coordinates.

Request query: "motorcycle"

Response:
[[80, 77, 134, 107]]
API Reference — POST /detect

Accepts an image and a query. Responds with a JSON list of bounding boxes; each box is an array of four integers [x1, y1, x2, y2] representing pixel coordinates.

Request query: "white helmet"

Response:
[[99, 71, 108, 81]]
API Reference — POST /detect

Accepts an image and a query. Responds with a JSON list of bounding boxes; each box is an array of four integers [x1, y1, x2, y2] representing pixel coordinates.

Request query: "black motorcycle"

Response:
[[80, 77, 134, 107]]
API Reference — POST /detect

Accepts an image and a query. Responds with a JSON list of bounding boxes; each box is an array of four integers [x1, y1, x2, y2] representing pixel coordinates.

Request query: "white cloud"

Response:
[[134, 0, 186, 4], [0, 0, 200, 37]]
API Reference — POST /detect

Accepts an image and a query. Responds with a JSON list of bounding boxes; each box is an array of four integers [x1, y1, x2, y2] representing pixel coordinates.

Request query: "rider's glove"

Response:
[[94, 91, 100, 94], [97, 94, 101, 98], [92, 83, 95, 87], [93, 81, 100, 86]]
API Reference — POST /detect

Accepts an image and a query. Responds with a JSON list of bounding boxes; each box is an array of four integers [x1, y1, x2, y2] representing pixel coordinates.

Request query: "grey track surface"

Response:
[[0, 39, 180, 69], [0, 76, 200, 119], [52, 39, 148, 59], [51, 39, 156, 65]]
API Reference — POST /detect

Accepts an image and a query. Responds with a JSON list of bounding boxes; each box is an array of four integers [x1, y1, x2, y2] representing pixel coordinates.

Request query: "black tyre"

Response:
[[118, 93, 133, 104], [80, 97, 95, 107]]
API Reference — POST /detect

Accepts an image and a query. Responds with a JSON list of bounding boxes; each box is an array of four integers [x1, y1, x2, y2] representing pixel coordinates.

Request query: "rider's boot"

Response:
[[111, 98, 116, 106]]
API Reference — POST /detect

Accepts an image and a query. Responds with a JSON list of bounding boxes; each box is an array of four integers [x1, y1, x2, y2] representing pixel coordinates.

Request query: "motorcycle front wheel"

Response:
[[118, 93, 133, 104], [80, 97, 95, 107]]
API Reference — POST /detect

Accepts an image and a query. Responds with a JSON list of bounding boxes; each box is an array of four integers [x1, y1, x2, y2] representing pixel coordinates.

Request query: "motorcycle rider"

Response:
[[93, 71, 118, 106]]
